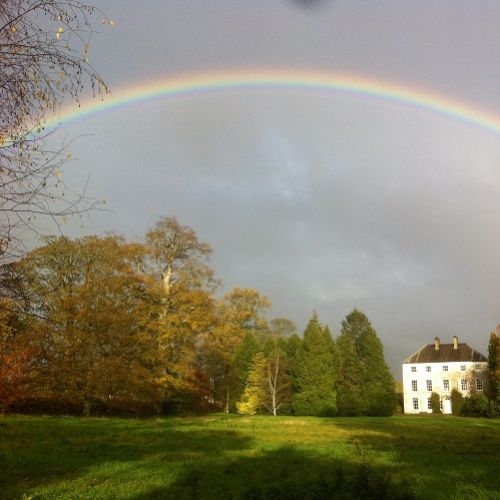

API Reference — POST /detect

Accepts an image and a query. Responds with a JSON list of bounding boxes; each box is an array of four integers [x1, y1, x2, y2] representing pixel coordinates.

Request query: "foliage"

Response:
[[486, 330, 500, 402], [233, 332, 262, 405], [269, 318, 297, 339], [430, 392, 441, 414], [462, 393, 489, 417], [292, 313, 337, 416], [0, 0, 109, 260], [204, 288, 270, 412], [236, 351, 267, 415], [451, 388, 464, 416], [0, 299, 32, 409], [3, 235, 163, 414], [337, 309, 395, 416], [145, 216, 215, 295]]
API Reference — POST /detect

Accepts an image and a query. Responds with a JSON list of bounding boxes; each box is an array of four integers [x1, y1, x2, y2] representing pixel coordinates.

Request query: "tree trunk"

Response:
[[83, 399, 91, 417], [161, 264, 172, 296], [225, 386, 230, 413]]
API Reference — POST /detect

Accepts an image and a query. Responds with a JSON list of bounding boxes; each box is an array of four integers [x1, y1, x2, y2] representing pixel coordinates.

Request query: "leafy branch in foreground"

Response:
[[0, 0, 110, 261]]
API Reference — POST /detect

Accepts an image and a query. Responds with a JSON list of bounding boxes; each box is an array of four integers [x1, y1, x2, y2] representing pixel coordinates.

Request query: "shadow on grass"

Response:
[[332, 417, 500, 498], [132, 446, 416, 500], [0, 416, 252, 498]]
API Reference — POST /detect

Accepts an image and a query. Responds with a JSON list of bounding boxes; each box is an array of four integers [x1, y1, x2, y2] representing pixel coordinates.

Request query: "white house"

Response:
[[402, 336, 487, 414]]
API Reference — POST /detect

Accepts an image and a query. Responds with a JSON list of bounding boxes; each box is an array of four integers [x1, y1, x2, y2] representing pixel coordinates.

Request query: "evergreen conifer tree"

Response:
[[336, 332, 364, 416], [486, 330, 499, 404], [236, 352, 267, 415], [233, 332, 261, 407], [292, 313, 337, 416], [337, 309, 395, 416]]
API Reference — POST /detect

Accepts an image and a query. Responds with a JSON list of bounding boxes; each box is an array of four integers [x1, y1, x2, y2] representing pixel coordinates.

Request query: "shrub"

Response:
[[430, 392, 441, 414], [463, 393, 489, 417], [451, 389, 464, 416]]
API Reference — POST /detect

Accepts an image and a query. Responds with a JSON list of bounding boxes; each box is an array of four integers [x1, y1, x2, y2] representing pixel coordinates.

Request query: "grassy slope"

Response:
[[0, 415, 498, 499]]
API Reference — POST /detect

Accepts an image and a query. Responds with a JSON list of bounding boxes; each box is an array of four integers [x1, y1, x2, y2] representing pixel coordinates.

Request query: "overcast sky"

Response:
[[46, 0, 500, 375]]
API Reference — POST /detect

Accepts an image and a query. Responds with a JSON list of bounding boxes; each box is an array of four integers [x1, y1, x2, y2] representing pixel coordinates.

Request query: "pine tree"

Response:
[[336, 332, 364, 416], [236, 352, 267, 415], [233, 332, 262, 407], [486, 329, 500, 406], [337, 309, 395, 416], [292, 313, 337, 416]]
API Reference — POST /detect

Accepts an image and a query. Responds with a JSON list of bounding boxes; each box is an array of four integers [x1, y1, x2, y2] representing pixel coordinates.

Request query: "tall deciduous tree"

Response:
[[15, 235, 162, 415], [262, 338, 292, 415], [145, 216, 215, 295], [145, 217, 218, 408], [269, 318, 297, 339], [292, 312, 337, 416], [0, 298, 32, 410]]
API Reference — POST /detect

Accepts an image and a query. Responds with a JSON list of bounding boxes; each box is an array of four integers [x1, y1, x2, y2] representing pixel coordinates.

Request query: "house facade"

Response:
[[402, 336, 487, 414]]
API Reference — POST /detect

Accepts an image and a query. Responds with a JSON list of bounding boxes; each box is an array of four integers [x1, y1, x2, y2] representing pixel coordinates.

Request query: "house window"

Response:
[[411, 366, 416, 372], [443, 380, 449, 391], [426, 380, 432, 391], [440, 399, 443, 410], [413, 398, 419, 410], [476, 379, 484, 391], [427, 398, 432, 410], [426, 366, 431, 372], [443, 365, 448, 372], [461, 379, 468, 391], [412, 380, 418, 391], [460, 365, 466, 371]]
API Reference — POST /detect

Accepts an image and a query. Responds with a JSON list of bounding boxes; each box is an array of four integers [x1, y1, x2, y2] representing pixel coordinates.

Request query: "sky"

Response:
[[45, 0, 500, 375]]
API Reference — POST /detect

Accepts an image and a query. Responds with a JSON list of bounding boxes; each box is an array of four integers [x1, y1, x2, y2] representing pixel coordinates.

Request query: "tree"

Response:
[[145, 216, 218, 409], [205, 288, 270, 412], [336, 331, 364, 416], [486, 328, 500, 404], [269, 318, 297, 339], [451, 388, 464, 416], [292, 312, 337, 416], [233, 332, 262, 405], [0, 1, 109, 261], [236, 341, 292, 416], [12, 235, 162, 415], [145, 216, 215, 296], [0, 298, 32, 410], [337, 309, 395, 416], [262, 340, 292, 415], [430, 392, 441, 414], [236, 351, 267, 415]]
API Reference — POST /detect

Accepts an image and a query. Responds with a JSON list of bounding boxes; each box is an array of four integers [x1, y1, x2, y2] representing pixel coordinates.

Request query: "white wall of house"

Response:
[[402, 361, 487, 414]]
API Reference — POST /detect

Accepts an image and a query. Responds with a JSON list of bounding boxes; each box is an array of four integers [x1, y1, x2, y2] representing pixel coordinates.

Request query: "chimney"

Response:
[[453, 336, 458, 350], [434, 337, 440, 351]]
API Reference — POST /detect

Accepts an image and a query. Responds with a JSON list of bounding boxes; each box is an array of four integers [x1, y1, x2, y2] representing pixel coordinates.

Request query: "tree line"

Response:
[[0, 216, 396, 416]]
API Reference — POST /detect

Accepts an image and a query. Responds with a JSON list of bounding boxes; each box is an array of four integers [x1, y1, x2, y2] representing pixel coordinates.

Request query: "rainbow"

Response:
[[47, 69, 500, 136]]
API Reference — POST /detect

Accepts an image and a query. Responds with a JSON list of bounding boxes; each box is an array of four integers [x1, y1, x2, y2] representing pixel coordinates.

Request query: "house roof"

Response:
[[403, 343, 487, 364]]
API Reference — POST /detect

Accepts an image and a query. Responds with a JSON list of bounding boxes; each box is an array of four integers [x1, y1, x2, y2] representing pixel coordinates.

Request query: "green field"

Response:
[[0, 415, 498, 499]]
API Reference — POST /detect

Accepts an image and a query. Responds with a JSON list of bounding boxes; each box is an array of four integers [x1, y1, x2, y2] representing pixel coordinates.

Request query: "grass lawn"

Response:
[[0, 414, 498, 499]]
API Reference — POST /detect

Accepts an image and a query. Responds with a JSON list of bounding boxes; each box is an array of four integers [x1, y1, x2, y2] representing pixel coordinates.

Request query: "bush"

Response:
[[485, 400, 499, 418], [451, 389, 464, 416], [463, 393, 489, 417], [430, 392, 441, 414]]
